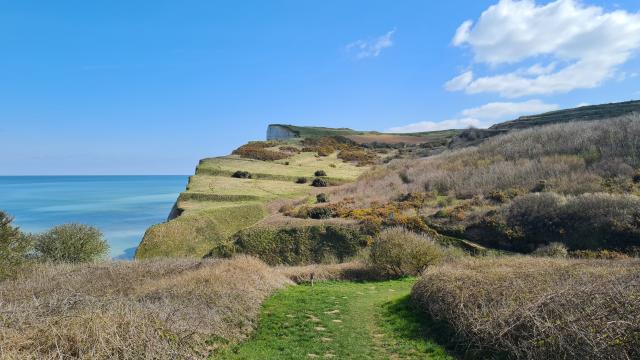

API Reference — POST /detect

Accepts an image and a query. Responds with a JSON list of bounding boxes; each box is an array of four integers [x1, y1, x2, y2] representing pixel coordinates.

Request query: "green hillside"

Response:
[[135, 147, 369, 259]]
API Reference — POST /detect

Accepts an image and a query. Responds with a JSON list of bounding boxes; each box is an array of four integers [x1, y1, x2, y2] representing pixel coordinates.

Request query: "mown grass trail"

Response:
[[217, 278, 453, 359]]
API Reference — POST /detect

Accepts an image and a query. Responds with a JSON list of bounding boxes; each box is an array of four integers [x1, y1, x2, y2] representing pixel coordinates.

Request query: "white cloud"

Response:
[[387, 99, 560, 133], [444, 71, 473, 91], [447, 0, 640, 97], [461, 99, 560, 120], [346, 29, 395, 59], [386, 118, 482, 133]]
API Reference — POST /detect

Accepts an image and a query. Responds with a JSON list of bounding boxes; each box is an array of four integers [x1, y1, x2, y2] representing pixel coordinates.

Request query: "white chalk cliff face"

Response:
[[267, 125, 297, 140]]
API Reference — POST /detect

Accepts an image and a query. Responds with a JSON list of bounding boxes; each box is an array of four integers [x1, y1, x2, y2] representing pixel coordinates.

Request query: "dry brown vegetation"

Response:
[[0, 256, 291, 359], [332, 114, 640, 206], [412, 256, 640, 359], [232, 141, 291, 161]]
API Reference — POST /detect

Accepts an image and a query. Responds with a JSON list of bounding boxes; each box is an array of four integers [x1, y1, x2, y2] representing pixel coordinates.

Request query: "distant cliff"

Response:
[[267, 125, 298, 140]]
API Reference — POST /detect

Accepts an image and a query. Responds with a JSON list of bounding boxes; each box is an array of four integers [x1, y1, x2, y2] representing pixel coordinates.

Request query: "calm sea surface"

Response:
[[0, 176, 187, 259]]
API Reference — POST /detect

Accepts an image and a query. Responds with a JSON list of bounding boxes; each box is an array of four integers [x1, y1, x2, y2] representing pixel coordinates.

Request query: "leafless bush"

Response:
[[0, 256, 291, 359], [412, 256, 640, 359]]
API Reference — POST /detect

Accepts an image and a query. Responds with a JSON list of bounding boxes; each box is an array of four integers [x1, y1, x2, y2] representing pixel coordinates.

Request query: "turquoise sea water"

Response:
[[0, 176, 187, 259]]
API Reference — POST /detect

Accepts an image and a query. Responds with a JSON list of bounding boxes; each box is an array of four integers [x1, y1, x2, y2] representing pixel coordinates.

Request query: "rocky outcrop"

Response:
[[267, 125, 298, 140]]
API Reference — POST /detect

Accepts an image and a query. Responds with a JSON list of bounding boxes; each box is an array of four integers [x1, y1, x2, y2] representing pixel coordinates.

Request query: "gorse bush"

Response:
[[0, 211, 33, 280], [295, 177, 308, 184], [311, 178, 328, 187], [232, 170, 252, 179], [316, 193, 329, 203], [35, 223, 109, 263], [369, 227, 448, 276], [314, 170, 327, 177], [232, 142, 290, 161], [307, 207, 333, 219]]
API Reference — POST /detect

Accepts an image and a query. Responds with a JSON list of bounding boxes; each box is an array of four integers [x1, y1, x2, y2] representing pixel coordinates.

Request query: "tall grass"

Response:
[[332, 114, 640, 205], [412, 257, 640, 359], [0, 256, 291, 359]]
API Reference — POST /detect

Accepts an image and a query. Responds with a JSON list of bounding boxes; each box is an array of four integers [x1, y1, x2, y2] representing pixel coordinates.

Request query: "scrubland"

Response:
[[412, 256, 640, 359], [0, 256, 291, 359], [323, 114, 640, 253]]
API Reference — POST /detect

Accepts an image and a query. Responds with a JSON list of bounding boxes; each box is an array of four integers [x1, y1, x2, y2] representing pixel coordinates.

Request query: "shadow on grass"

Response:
[[380, 295, 502, 360]]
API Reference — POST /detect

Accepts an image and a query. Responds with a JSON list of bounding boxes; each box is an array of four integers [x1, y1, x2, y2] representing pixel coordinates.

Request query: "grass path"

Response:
[[216, 278, 453, 359]]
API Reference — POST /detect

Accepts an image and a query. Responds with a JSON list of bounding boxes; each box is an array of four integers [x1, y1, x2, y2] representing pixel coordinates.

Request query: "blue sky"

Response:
[[1, 0, 639, 175]]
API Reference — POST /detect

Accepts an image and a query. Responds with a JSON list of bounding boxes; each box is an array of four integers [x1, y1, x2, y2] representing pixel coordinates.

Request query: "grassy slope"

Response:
[[136, 151, 367, 258], [217, 278, 453, 360]]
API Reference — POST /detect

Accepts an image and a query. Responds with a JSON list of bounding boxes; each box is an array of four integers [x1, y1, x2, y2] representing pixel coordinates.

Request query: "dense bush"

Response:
[[0, 211, 33, 280], [35, 224, 109, 263], [295, 177, 308, 184], [311, 178, 328, 187], [232, 142, 290, 161], [505, 192, 640, 251], [316, 193, 329, 203], [369, 227, 448, 276], [314, 170, 327, 177], [233, 225, 367, 265], [307, 207, 333, 219], [231, 170, 252, 179], [337, 149, 377, 166], [412, 257, 640, 359]]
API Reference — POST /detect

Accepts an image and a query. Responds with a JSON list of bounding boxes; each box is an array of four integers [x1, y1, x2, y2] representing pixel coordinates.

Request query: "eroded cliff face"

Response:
[[267, 125, 297, 140]]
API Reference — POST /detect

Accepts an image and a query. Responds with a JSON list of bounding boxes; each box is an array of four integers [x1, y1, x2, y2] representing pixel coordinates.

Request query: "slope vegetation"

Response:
[[136, 146, 369, 258]]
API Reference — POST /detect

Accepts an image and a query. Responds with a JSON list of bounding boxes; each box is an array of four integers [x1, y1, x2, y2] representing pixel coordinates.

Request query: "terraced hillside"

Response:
[[135, 146, 369, 259]]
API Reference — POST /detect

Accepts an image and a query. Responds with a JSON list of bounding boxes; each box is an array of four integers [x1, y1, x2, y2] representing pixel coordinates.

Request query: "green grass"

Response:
[[137, 151, 369, 259], [215, 278, 453, 359], [135, 202, 266, 258]]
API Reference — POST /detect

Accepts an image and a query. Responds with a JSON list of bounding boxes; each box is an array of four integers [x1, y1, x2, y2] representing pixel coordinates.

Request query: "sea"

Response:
[[0, 176, 188, 259]]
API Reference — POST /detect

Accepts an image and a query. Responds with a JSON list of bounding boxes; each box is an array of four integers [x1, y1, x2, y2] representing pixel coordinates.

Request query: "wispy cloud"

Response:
[[346, 29, 395, 60], [446, 0, 640, 98], [386, 118, 482, 133], [461, 100, 560, 121], [386, 99, 560, 133]]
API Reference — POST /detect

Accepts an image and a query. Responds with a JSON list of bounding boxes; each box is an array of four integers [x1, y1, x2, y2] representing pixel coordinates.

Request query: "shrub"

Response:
[[311, 178, 328, 187], [412, 257, 640, 359], [234, 226, 367, 265], [316, 193, 329, 203], [295, 177, 308, 184], [505, 192, 640, 251], [633, 170, 640, 183], [232, 142, 290, 161], [369, 227, 446, 276], [0, 211, 33, 280], [231, 170, 252, 179], [35, 224, 109, 263], [0, 257, 291, 359], [314, 170, 327, 177], [338, 149, 377, 166], [307, 207, 333, 219], [532, 242, 568, 258]]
